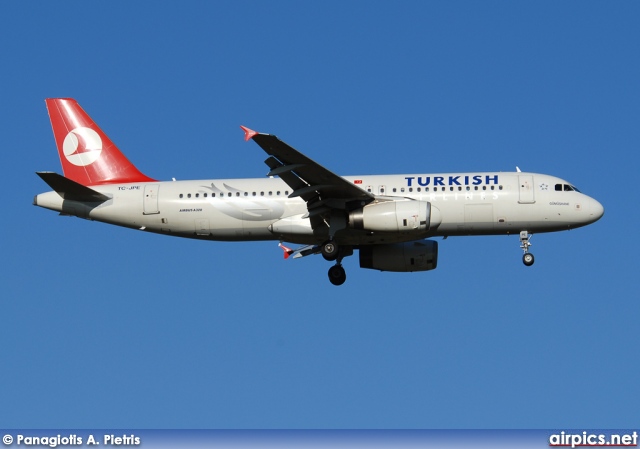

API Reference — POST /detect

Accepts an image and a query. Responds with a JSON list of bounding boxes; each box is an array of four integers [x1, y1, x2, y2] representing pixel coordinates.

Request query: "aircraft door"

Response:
[[518, 175, 535, 204], [143, 184, 160, 214]]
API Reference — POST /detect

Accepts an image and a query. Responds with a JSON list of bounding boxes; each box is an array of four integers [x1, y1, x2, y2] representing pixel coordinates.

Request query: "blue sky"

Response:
[[1, 1, 638, 429]]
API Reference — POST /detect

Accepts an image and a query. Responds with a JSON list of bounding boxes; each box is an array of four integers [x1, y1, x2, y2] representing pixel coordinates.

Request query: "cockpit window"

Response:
[[556, 183, 581, 193]]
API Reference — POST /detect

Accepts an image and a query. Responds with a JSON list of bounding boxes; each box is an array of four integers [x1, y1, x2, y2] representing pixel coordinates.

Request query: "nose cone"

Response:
[[587, 198, 604, 224]]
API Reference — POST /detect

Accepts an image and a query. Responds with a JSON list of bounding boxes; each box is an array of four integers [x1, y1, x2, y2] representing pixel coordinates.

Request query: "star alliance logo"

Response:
[[539, 183, 548, 191]]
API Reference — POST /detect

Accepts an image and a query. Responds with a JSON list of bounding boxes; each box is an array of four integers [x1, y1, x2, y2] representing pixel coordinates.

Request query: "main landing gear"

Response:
[[328, 264, 346, 286], [520, 231, 535, 266], [322, 240, 349, 286], [321, 241, 339, 261]]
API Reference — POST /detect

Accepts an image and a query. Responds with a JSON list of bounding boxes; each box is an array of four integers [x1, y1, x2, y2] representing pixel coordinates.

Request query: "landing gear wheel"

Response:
[[321, 241, 339, 261], [523, 253, 535, 266], [328, 265, 347, 286]]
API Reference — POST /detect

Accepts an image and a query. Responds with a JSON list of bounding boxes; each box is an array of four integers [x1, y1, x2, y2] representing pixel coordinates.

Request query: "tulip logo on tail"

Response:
[[63, 127, 102, 166]]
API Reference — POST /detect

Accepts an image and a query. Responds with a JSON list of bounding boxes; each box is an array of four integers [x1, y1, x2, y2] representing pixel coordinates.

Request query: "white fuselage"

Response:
[[34, 171, 604, 245]]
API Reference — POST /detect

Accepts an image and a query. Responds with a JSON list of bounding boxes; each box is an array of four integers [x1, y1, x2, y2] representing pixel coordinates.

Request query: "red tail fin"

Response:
[[45, 98, 156, 186]]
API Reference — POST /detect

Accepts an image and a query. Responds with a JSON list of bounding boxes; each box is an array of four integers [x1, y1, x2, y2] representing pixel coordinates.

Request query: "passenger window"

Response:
[[195, 193, 199, 198], [482, 186, 486, 190], [244, 192, 248, 196], [409, 188, 413, 192], [252, 192, 256, 196], [179, 194, 183, 198], [228, 192, 232, 197], [393, 188, 397, 193], [269, 191, 272, 196], [466, 186, 470, 191], [260, 192, 264, 196], [187, 194, 191, 198], [236, 192, 240, 196]]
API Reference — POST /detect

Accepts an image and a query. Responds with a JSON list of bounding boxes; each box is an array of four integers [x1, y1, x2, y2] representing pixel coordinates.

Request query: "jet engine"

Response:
[[359, 240, 438, 272], [349, 200, 439, 233]]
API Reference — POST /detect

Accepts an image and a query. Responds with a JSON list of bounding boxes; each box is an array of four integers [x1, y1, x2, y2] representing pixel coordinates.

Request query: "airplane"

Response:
[[34, 98, 604, 285]]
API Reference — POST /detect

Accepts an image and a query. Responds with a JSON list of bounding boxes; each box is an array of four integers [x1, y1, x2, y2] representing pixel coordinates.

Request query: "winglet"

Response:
[[240, 125, 258, 142], [279, 242, 294, 260]]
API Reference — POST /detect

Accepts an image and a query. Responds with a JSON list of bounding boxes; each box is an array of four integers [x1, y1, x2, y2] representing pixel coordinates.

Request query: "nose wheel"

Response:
[[522, 252, 535, 266], [520, 231, 535, 266]]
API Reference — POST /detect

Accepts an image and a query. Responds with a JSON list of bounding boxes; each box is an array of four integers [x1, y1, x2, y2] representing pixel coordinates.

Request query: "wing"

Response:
[[241, 126, 375, 228]]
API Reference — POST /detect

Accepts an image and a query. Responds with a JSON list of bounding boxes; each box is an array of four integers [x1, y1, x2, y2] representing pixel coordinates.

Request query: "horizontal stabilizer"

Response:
[[36, 172, 110, 202], [278, 242, 320, 260]]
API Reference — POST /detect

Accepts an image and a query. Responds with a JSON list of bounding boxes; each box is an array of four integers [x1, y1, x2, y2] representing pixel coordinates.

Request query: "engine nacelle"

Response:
[[359, 240, 438, 272], [349, 200, 438, 233]]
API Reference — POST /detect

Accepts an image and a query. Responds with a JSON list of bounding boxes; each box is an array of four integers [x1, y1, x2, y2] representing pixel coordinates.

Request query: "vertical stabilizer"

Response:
[[45, 98, 156, 186]]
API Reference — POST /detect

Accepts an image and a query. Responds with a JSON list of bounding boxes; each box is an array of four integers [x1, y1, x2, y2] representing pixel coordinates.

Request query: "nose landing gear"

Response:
[[520, 231, 535, 266]]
